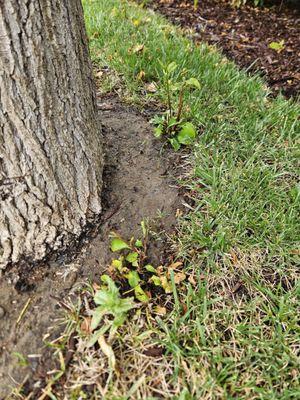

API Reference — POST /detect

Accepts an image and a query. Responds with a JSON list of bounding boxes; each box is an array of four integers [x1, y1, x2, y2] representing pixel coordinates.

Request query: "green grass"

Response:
[[78, 1, 300, 398]]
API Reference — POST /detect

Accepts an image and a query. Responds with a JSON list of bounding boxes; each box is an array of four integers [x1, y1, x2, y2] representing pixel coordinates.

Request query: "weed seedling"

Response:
[[109, 221, 185, 299], [90, 275, 135, 342], [151, 61, 200, 150]]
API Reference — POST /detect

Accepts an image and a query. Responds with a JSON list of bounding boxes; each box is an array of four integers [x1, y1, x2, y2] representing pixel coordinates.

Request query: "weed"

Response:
[[151, 61, 200, 150], [269, 39, 285, 53], [108, 222, 184, 299]]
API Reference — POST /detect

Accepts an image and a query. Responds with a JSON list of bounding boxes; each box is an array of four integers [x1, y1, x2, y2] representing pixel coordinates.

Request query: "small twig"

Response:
[[279, 0, 284, 12], [166, 78, 173, 115], [16, 298, 32, 325], [176, 86, 184, 122], [50, 295, 73, 312]]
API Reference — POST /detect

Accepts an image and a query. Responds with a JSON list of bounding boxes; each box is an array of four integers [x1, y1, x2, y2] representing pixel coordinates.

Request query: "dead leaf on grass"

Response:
[[92, 282, 101, 291], [173, 271, 186, 284], [143, 346, 164, 357], [145, 82, 157, 93], [129, 44, 145, 54], [80, 317, 92, 335], [137, 70, 146, 80], [188, 274, 196, 286], [98, 335, 116, 369], [168, 261, 183, 270], [153, 305, 167, 315]]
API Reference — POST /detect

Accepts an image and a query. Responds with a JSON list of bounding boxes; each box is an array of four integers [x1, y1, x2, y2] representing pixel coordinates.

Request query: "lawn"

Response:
[[47, 1, 300, 398]]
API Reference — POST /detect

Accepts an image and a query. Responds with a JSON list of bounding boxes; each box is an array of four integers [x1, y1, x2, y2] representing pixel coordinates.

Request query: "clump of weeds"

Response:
[[151, 61, 200, 151]]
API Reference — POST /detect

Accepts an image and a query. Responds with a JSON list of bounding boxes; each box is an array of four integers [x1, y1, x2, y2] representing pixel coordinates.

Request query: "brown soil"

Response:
[[148, 0, 300, 98], [0, 96, 182, 398]]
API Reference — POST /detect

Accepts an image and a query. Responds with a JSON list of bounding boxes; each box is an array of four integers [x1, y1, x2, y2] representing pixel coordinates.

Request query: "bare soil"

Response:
[[148, 0, 300, 98], [0, 96, 182, 398]]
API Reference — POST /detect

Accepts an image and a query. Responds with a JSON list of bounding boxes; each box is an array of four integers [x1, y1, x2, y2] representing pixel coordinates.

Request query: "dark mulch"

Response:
[[147, 0, 300, 99]]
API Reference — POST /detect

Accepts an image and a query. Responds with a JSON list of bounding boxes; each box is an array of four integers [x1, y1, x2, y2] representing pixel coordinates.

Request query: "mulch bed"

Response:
[[147, 0, 300, 99]]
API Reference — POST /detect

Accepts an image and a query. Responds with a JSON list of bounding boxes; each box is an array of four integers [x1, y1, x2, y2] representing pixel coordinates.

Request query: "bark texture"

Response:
[[0, 0, 103, 270]]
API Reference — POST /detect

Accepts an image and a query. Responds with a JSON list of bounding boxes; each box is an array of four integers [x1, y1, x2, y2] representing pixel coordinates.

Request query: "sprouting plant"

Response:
[[86, 275, 135, 369], [87, 219, 186, 365], [269, 40, 285, 53], [151, 61, 200, 150], [90, 275, 135, 338], [109, 221, 184, 299], [109, 221, 151, 302]]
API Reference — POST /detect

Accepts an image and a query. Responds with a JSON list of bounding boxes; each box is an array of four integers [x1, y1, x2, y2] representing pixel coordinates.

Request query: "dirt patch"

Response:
[[0, 96, 182, 398], [147, 0, 300, 98]]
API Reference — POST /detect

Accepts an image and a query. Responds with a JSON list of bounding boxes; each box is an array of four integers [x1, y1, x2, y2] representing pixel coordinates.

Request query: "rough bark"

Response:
[[0, 0, 103, 270]]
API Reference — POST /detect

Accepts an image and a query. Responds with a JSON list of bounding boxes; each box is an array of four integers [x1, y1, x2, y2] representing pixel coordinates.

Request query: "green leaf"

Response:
[[145, 264, 156, 273], [185, 77, 201, 89], [269, 40, 285, 52], [149, 275, 162, 286], [94, 289, 117, 308], [91, 306, 106, 331], [167, 61, 177, 74], [13, 352, 29, 367], [134, 285, 150, 302], [110, 314, 127, 337], [170, 83, 181, 92], [117, 297, 135, 314], [126, 252, 139, 267], [168, 117, 179, 127], [86, 325, 109, 348], [135, 239, 143, 248], [169, 137, 181, 151], [177, 122, 197, 145], [111, 258, 123, 272], [154, 126, 163, 138], [160, 276, 172, 293], [126, 270, 141, 288], [100, 274, 119, 293], [141, 220, 147, 237], [110, 237, 130, 252], [150, 114, 164, 126]]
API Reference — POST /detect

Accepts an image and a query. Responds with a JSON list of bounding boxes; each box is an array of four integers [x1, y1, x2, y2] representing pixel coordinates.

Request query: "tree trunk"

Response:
[[0, 0, 103, 270]]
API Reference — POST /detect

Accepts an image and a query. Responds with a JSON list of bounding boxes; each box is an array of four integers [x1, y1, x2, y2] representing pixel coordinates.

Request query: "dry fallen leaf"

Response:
[[98, 335, 116, 369], [154, 305, 167, 315], [94, 70, 103, 79], [137, 70, 146, 80], [92, 282, 101, 291], [168, 261, 183, 270], [231, 281, 243, 294], [80, 317, 92, 335], [181, 303, 188, 315], [130, 44, 144, 54], [188, 274, 196, 286], [174, 271, 186, 284], [156, 265, 164, 276], [143, 346, 164, 357], [176, 208, 183, 217], [230, 250, 238, 265], [145, 82, 157, 93]]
